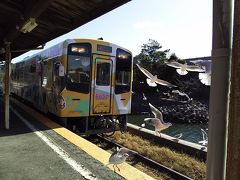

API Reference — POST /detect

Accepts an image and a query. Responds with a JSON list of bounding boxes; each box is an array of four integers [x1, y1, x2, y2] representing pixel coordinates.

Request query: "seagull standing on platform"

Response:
[[136, 64, 177, 88], [165, 61, 205, 75], [141, 103, 172, 136], [106, 147, 129, 172]]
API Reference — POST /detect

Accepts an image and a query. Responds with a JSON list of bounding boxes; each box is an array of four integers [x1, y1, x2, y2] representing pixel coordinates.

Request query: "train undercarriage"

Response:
[[59, 114, 127, 136]]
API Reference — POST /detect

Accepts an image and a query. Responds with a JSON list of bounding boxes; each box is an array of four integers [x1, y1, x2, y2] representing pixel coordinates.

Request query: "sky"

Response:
[[12, 0, 212, 63]]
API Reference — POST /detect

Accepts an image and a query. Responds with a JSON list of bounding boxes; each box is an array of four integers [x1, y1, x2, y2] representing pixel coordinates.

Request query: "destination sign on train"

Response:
[[97, 44, 112, 53]]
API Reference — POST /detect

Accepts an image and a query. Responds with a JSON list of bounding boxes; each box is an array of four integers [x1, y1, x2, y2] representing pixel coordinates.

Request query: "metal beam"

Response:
[[226, 0, 240, 179], [0, 2, 22, 14], [206, 0, 233, 179], [5, 0, 54, 42], [24, 0, 54, 19], [72, 0, 131, 29]]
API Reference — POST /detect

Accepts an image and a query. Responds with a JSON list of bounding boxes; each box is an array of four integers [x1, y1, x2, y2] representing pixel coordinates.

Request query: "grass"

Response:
[[110, 131, 206, 180]]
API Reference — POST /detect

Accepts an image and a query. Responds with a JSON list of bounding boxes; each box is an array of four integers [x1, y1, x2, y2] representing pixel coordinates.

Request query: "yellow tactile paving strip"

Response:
[[11, 98, 154, 180]]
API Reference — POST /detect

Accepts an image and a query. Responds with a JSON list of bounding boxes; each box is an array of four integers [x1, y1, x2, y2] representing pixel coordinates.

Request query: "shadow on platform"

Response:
[[0, 96, 55, 137]]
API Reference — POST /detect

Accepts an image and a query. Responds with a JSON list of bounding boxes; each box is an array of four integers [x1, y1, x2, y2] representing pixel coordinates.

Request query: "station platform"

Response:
[[0, 96, 153, 180]]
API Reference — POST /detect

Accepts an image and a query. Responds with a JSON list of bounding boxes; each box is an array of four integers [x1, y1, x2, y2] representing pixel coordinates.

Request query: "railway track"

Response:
[[86, 134, 193, 180]]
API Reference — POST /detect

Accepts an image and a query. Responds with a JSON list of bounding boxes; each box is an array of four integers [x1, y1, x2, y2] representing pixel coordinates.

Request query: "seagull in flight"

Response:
[[190, 59, 212, 86], [106, 147, 129, 172], [142, 103, 172, 136], [199, 72, 211, 86], [136, 64, 177, 87], [174, 133, 183, 139], [171, 90, 192, 102], [198, 128, 208, 146], [165, 61, 205, 75]]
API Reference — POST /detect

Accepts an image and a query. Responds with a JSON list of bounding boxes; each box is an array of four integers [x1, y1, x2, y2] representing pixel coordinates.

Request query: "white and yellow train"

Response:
[[11, 39, 133, 135]]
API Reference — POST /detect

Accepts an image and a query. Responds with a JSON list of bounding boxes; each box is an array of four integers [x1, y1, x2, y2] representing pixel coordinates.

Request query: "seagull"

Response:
[[198, 128, 208, 146], [199, 72, 211, 86], [142, 93, 147, 100], [165, 61, 205, 75], [171, 90, 191, 102], [141, 103, 172, 136], [190, 59, 211, 71], [136, 64, 177, 87], [106, 147, 129, 172], [174, 133, 183, 139], [190, 59, 212, 86]]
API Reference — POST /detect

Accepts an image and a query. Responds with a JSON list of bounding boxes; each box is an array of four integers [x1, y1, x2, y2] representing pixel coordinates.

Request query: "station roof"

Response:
[[0, 0, 130, 61]]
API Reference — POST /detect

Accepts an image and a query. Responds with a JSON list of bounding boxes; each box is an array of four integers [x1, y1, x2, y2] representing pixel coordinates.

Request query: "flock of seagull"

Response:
[[137, 60, 212, 87], [106, 60, 210, 171], [136, 60, 209, 144]]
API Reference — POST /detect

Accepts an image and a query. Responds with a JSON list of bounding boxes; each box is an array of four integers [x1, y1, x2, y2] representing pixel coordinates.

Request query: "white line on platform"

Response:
[[10, 106, 98, 180]]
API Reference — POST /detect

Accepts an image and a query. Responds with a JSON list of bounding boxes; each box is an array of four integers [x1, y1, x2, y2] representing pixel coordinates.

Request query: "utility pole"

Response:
[[206, 0, 233, 179]]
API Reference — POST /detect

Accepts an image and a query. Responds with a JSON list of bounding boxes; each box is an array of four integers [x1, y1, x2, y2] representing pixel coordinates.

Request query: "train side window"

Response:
[[96, 62, 111, 86], [53, 59, 65, 93], [116, 71, 131, 86], [30, 64, 36, 73]]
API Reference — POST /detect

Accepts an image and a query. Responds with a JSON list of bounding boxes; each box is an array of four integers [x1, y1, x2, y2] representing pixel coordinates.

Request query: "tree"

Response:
[[133, 39, 172, 93], [134, 39, 170, 74]]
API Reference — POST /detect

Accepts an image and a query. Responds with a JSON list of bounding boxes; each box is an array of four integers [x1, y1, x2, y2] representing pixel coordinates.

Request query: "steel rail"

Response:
[[94, 134, 193, 180]]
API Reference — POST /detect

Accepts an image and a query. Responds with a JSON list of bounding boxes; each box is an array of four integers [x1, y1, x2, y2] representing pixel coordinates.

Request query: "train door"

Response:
[[40, 60, 54, 113], [47, 60, 59, 114], [91, 57, 113, 115]]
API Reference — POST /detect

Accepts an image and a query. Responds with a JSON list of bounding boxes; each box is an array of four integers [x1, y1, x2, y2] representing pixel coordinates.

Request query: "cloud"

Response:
[[133, 21, 162, 29]]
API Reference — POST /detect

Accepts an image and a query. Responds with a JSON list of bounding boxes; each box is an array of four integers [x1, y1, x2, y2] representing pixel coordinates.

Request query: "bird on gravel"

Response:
[[136, 64, 177, 88], [106, 147, 130, 172], [165, 60, 205, 75], [141, 103, 172, 136]]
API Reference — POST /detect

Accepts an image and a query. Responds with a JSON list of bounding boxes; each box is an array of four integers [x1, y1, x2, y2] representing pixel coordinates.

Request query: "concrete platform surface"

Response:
[[1, 95, 154, 180], [0, 97, 124, 180]]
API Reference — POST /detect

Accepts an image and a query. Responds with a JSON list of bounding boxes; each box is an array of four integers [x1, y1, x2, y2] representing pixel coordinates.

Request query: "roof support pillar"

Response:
[[4, 42, 11, 130], [206, 0, 233, 179]]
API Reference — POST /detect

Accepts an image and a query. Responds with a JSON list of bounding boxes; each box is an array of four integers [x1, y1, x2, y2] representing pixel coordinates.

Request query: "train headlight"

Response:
[[117, 51, 131, 59], [71, 47, 86, 53], [112, 116, 119, 123], [118, 54, 128, 59]]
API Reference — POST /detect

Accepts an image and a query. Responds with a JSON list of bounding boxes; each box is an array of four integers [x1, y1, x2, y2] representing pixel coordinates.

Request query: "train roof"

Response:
[[14, 38, 131, 64]]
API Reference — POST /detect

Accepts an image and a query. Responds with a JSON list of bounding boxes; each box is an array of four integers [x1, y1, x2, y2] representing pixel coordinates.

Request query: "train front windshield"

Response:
[[115, 49, 132, 94], [67, 43, 91, 93]]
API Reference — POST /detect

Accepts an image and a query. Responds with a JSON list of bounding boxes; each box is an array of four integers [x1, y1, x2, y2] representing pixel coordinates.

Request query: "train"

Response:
[[11, 38, 133, 135]]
